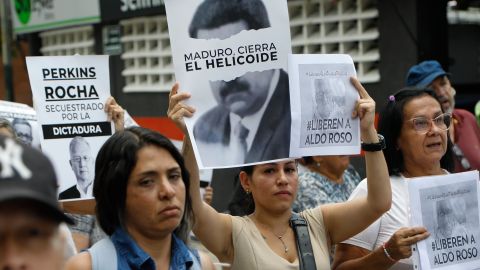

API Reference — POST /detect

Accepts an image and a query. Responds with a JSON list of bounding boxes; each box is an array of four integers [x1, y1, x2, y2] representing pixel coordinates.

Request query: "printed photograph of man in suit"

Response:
[[189, 0, 291, 167], [59, 136, 94, 200]]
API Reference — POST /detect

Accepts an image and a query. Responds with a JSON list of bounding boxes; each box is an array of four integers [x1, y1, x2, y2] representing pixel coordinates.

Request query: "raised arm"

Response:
[[167, 83, 234, 263], [320, 77, 392, 244]]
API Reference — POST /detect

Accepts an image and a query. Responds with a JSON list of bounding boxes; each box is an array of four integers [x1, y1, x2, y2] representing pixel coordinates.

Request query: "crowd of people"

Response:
[[0, 17, 478, 270]]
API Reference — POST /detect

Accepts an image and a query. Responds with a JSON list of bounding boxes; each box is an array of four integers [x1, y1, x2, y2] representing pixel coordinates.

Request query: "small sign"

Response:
[[26, 55, 114, 201], [103, 25, 122, 55]]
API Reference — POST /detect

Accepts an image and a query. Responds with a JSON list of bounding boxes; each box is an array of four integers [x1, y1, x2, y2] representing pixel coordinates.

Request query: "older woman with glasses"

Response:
[[333, 88, 454, 270]]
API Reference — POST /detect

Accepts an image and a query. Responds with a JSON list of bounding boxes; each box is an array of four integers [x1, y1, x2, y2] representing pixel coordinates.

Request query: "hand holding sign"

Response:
[[385, 227, 430, 261], [167, 82, 196, 135], [105, 96, 124, 132], [26, 55, 113, 200], [350, 77, 377, 142]]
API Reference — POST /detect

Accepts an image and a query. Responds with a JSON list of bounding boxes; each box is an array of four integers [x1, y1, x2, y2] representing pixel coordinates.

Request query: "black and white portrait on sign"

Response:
[[193, 68, 290, 167], [312, 78, 346, 120], [0, 101, 41, 149], [407, 171, 480, 270], [59, 136, 95, 200], [12, 118, 34, 146], [435, 198, 469, 240], [26, 55, 113, 200], [419, 180, 480, 269], [297, 63, 359, 150], [165, 0, 292, 168], [188, 0, 272, 40]]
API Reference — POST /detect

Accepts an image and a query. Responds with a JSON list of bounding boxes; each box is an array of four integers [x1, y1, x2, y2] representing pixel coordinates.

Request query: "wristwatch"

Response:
[[361, 134, 386, 152]]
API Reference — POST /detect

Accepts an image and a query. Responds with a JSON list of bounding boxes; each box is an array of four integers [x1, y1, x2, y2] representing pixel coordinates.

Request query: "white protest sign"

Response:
[[0, 101, 41, 148], [408, 171, 480, 270], [26, 55, 113, 201], [164, 0, 292, 169], [288, 54, 360, 157]]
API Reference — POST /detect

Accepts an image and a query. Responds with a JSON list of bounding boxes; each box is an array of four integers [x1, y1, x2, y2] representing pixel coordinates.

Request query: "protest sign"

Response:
[[0, 101, 40, 148], [408, 171, 480, 270], [26, 55, 113, 201], [288, 54, 360, 157], [164, 0, 292, 168]]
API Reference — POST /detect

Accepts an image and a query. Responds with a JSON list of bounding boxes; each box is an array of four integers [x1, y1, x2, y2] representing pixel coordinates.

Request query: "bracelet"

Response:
[[361, 134, 386, 152], [382, 243, 397, 263]]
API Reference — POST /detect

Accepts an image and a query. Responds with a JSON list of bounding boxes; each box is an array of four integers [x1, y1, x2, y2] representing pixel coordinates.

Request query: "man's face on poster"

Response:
[[69, 141, 94, 185], [314, 79, 333, 119], [210, 71, 273, 117], [13, 122, 32, 146], [197, 20, 274, 117]]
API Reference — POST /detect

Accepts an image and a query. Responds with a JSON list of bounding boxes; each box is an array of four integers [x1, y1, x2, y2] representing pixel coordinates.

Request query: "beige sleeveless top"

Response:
[[230, 207, 330, 270]]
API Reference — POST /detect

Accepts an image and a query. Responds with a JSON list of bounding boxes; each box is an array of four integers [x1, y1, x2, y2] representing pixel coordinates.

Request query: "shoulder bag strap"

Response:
[[290, 212, 317, 270]]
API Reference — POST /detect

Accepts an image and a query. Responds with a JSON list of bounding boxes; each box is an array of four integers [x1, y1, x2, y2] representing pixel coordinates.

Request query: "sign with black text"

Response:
[[288, 54, 360, 157], [165, 0, 292, 169], [409, 171, 480, 270], [26, 55, 113, 201]]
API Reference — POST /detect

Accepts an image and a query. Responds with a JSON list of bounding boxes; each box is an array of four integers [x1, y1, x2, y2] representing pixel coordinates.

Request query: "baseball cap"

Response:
[[0, 135, 73, 224], [406, 60, 449, 87]]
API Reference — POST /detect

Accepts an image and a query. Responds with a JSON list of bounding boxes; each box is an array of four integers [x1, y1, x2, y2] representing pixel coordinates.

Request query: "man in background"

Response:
[[59, 136, 95, 199], [190, 0, 291, 166], [0, 135, 74, 269], [406, 60, 480, 172]]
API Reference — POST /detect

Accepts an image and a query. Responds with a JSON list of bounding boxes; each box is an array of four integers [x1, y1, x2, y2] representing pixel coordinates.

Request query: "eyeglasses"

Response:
[[406, 113, 452, 134], [71, 156, 92, 163], [16, 132, 32, 140]]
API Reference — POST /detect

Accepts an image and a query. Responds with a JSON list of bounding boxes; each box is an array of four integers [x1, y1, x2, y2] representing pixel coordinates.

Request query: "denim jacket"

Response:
[[110, 228, 200, 270]]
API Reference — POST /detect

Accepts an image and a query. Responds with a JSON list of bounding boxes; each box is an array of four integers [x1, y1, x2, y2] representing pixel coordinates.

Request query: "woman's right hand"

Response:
[[167, 82, 196, 135], [383, 227, 430, 260]]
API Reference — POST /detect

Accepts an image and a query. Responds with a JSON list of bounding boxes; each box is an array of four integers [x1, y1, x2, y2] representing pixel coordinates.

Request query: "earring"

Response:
[[245, 188, 250, 195]]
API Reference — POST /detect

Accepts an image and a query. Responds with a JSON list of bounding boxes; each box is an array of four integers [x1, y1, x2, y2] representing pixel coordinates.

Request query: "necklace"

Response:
[[273, 231, 289, 254], [257, 225, 289, 254], [251, 215, 290, 254]]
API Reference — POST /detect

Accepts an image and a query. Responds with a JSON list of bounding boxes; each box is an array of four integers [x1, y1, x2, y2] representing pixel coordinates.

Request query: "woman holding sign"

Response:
[[168, 77, 392, 269], [65, 127, 214, 270], [333, 88, 454, 270]]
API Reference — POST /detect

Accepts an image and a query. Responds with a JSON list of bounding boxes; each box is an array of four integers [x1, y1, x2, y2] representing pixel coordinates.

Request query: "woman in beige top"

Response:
[[168, 78, 392, 269]]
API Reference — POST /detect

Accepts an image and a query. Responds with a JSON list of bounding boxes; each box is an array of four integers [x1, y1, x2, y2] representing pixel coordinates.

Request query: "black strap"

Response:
[[290, 213, 317, 270]]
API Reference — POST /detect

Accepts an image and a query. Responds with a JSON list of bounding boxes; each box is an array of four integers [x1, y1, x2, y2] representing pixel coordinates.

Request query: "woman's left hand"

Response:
[[105, 96, 125, 132], [351, 77, 377, 141]]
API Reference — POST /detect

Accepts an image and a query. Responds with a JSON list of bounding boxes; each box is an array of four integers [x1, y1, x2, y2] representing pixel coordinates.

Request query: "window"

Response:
[[288, 0, 380, 82], [40, 26, 94, 56], [120, 16, 174, 92]]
